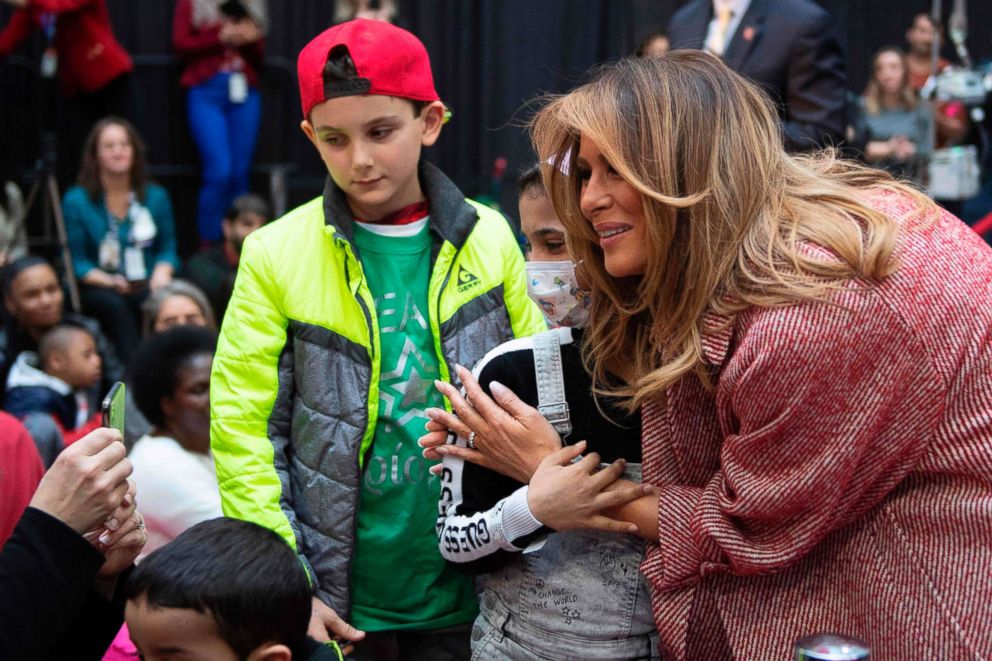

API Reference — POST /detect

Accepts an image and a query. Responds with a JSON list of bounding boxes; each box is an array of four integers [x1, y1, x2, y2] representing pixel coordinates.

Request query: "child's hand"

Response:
[[308, 598, 365, 655]]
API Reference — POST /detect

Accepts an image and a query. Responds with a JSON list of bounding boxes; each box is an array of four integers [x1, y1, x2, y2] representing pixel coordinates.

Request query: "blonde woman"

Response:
[[424, 52, 992, 659], [855, 46, 931, 184]]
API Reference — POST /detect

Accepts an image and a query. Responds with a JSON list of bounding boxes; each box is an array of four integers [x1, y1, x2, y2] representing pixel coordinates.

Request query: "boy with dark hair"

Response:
[[125, 517, 340, 661], [4, 324, 103, 446], [210, 17, 545, 660], [183, 193, 270, 319]]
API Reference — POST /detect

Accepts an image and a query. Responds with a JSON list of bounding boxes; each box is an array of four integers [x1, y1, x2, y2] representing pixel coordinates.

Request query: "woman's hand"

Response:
[[149, 263, 174, 291], [29, 427, 132, 534], [84, 269, 130, 293], [97, 509, 147, 577], [527, 442, 652, 534], [421, 364, 563, 483], [220, 18, 263, 47]]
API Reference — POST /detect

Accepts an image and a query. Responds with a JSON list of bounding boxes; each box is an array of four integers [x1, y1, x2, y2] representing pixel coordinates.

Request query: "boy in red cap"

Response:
[[210, 18, 545, 660]]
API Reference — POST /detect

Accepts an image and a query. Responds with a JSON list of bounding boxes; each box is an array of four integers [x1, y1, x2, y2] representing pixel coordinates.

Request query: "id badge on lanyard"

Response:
[[123, 246, 147, 281], [98, 232, 121, 272], [40, 13, 57, 79]]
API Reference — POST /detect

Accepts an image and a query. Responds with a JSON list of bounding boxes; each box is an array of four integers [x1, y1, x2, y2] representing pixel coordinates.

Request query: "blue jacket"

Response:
[[63, 184, 179, 280]]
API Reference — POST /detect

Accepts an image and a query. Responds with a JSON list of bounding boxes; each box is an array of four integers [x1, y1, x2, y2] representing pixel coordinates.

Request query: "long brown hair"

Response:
[[863, 46, 917, 115], [77, 116, 149, 203], [531, 52, 934, 409]]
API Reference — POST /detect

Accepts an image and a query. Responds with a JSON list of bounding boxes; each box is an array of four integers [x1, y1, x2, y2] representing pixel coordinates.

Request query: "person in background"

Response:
[[855, 47, 931, 186], [183, 192, 268, 319], [667, 0, 846, 151], [63, 118, 179, 365], [905, 12, 948, 91], [634, 30, 669, 58], [0, 0, 137, 183], [128, 325, 219, 556], [173, 0, 267, 245], [1, 256, 124, 464], [0, 427, 144, 660], [429, 53, 992, 658], [140, 279, 216, 337], [903, 12, 969, 148], [125, 518, 342, 661], [4, 325, 103, 453], [0, 411, 44, 546]]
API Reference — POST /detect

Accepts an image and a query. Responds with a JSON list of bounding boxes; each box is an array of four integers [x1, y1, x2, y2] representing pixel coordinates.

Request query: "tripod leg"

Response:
[[45, 175, 82, 313]]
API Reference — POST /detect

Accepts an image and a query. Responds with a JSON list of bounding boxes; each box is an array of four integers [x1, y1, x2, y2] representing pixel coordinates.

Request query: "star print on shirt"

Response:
[[379, 336, 438, 430]]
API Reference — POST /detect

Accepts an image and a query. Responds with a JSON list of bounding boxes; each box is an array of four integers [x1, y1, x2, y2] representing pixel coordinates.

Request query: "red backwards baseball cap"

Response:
[[297, 18, 440, 118]]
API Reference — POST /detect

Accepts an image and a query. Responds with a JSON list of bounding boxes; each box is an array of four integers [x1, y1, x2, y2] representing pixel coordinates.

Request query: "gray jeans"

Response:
[[470, 464, 659, 660]]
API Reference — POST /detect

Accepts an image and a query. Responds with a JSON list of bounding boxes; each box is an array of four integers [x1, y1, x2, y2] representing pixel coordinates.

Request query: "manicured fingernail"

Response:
[[455, 364, 467, 374], [434, 380, 446, 391], [123, 493, 133, 507], [98, 531, 112, 546], [424, 408, 440, 419], [576, 440, 587, 448], [106, 518, 120, 531], [627, 524, 639, 534], [435, 446, 449, 455], [490, 381, 509, 396]]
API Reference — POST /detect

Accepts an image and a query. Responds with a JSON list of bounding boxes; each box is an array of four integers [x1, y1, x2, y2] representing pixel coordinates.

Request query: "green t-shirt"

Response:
[[349, 220, 478, 631]]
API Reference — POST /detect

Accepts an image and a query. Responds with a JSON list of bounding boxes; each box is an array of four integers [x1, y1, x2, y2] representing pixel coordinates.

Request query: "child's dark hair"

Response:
[[38, 324, 93, 370], [323, 44, 428, 116], [125, 518, 312, 659], [129, 325, 216, 427], [224, 193, 271, 222], [517, 163, 547, 198]]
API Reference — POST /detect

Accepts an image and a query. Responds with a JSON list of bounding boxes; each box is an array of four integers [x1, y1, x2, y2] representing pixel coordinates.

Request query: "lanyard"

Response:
[[40, 12, 57, 43]]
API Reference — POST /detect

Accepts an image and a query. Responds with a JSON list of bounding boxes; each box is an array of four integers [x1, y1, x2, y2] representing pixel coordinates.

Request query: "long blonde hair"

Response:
[[531, 51, 933, 409]]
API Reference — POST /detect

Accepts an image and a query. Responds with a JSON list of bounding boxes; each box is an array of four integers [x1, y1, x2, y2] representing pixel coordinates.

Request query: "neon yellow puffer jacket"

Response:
[[210, 162, 546, 617]]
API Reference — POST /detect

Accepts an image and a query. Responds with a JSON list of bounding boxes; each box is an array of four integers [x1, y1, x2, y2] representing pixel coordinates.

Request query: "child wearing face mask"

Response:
[[4, 325, 104, 448], [428, 164, 659, 660]]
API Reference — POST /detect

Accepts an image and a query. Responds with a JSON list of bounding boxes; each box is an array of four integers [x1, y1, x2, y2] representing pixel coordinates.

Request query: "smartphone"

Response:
[[219, 0, 249, 20], [101, 382, 126, 437]]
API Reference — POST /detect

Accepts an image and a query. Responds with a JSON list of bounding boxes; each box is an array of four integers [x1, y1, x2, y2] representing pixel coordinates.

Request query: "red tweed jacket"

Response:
[[640, 192, 992, 660]]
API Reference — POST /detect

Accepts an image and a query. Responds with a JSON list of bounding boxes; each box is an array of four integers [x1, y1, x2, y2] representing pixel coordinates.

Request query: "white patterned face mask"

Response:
[[525, 260, 591, 328]]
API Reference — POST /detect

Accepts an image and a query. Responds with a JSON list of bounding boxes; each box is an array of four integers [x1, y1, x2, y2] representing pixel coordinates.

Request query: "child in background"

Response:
[[4, 325, 103, 447], [125, 517, 342, 661], [210, 18, 545, 658]]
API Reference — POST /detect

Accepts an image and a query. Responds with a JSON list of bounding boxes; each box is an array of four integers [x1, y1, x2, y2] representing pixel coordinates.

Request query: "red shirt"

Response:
[[640, 193, 992, 659], [0, 412, 45, 547], [0, 0, 132, 97], [172, 0, 264, 89]]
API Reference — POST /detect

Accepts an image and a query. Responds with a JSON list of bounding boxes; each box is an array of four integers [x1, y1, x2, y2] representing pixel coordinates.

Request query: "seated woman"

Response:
[[1, 256, 124, 465], [63, 117, 180, 364], [428, 166, 657, 659], [140, 278, 216, 337], [121, 279, 216, 449], [425, 52, 992, 659], [128, 325, 219, 554], [856, 46, 931, 185]]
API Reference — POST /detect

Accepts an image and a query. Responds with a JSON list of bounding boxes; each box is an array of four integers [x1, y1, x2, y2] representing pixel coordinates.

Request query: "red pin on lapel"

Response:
[[742, 26, 755, 42]]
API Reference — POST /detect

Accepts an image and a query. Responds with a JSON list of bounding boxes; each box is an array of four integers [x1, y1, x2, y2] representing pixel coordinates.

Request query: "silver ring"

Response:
[[467, 431, 476, 449]]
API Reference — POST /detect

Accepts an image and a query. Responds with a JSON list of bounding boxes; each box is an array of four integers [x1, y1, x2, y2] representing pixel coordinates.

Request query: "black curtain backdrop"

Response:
[[2, 0, 991, 255]]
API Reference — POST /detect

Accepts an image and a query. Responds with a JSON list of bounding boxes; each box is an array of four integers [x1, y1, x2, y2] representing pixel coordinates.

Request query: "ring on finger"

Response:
[[467, 431, 476, 449]]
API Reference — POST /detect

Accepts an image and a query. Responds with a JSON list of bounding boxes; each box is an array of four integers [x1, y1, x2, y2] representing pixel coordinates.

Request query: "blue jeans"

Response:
[[186, 72, 261, 242]]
